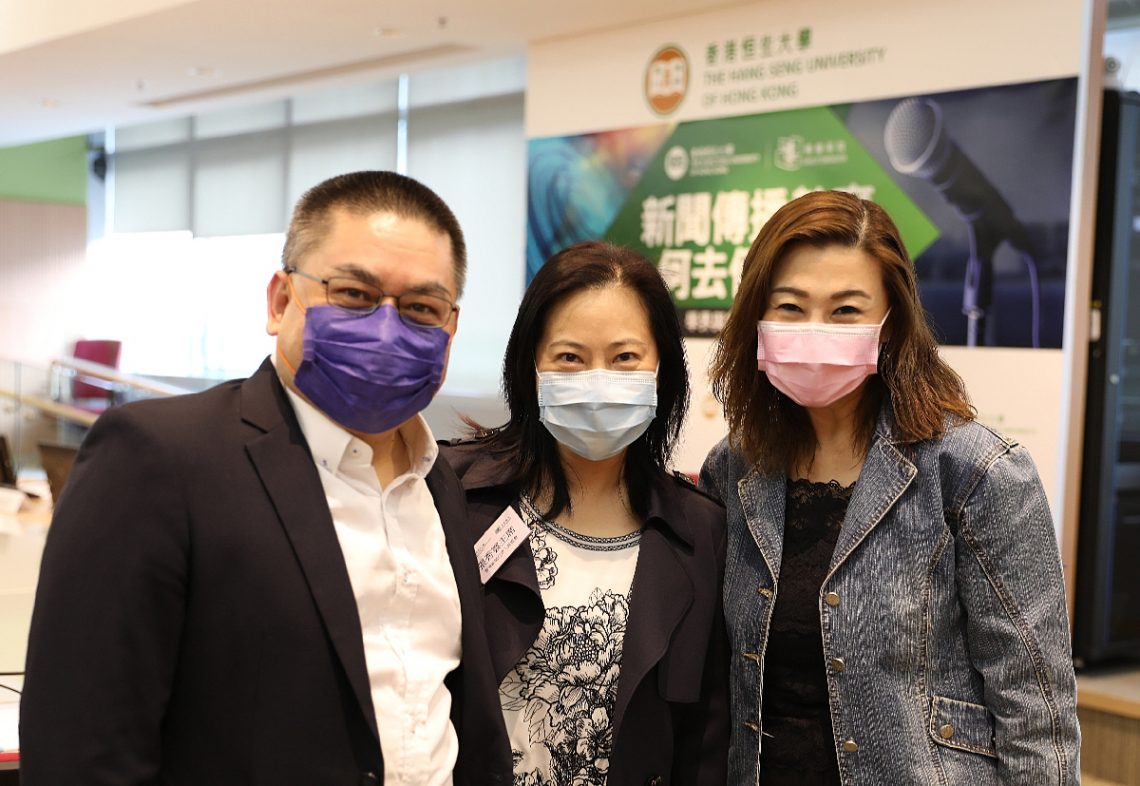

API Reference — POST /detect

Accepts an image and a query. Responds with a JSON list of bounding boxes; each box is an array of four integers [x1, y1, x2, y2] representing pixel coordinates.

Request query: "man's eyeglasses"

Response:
[[286, 268, 457, 329]]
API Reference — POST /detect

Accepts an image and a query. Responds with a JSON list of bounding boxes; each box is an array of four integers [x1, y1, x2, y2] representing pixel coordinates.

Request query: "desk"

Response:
[[0, 481, 52, 780], [0, 487, 50, 673], [1080, 668, 1140, 720], [1078, 667, 1140, 785]]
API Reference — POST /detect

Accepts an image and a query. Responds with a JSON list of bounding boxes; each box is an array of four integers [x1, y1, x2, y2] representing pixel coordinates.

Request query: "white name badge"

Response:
[[474, 506, 529, 584]]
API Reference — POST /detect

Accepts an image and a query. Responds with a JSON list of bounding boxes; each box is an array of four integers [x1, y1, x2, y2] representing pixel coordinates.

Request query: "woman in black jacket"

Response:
[[442, 240, 728, 786]]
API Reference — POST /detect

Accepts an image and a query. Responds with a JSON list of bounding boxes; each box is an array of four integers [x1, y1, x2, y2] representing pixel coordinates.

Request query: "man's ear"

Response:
[[266, 270, 291, 335]]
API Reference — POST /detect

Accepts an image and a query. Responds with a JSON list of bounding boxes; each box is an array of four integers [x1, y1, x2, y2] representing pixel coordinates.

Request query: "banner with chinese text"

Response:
[[524, 0, 1095, 533], [527, 79, 1076, 347]]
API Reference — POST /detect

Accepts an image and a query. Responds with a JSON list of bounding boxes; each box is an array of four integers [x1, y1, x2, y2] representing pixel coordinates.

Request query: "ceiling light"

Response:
[[372, 27, 403, 38], [186, 66, 217, 78]]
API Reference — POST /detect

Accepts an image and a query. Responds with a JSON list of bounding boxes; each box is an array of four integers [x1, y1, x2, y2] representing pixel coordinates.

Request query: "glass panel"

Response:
[[195, 100, 288, 139], [0, 359, 58, 475], [407, 55, 526, 108], [1120, 209, 1140, 451], [0, 357, 193, 478], [112, 146, 191, 232], [193, 131, 287, 236], [81, 231, 200, 377], [291, 80, 399, 124], [406, 93, 526, 397], [287, 114, 398, 212], [1108, 492, 1140, 642], [115, 117, 192, 151], [195, 234, 283, 379], [82, 232, 280, 381]]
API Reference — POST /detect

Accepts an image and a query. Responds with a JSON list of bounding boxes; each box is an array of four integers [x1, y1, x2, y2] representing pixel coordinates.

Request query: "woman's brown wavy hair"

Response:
[[709, 190, 974, 474]]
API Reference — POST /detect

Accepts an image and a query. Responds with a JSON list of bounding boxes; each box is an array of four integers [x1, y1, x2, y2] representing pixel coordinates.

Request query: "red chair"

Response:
[[70, 339, 122, 405]]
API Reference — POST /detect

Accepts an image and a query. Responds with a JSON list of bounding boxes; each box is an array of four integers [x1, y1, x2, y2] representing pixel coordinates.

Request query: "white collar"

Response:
[[276, 362, 438, 480]]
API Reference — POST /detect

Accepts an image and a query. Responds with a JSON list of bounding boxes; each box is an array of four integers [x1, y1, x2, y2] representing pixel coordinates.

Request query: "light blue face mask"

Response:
[[536, 368, 658, 461]]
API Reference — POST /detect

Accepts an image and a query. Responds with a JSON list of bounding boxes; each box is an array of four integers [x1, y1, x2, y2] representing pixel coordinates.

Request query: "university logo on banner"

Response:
[[645, 45, 689, 116]]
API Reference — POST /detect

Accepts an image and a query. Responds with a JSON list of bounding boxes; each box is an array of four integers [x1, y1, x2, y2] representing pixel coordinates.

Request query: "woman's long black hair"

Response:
[[474, 240, 690, 520]]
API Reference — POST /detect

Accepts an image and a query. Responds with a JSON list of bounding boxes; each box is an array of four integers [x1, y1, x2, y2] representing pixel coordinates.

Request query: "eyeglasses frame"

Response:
[[284, 266, 458, 329]]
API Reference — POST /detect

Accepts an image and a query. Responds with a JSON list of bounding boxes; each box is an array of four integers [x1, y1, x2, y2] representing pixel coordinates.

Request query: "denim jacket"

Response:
[[699, 409, 1080, 786]]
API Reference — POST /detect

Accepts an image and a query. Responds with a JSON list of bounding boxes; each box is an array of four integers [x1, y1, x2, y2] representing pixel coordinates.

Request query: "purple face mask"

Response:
[[291, 304, 449, 434]]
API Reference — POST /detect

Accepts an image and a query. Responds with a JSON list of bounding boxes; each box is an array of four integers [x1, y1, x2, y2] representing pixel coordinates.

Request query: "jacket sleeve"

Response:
[[954, 443, 1080, 785], [20, 406, 189, 785], [697, 439, 730, 505], [669, 514, 730, 785]]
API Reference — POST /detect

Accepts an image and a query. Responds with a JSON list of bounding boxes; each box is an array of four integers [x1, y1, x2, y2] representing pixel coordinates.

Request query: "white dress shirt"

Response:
[[284, 385, 461, 786]]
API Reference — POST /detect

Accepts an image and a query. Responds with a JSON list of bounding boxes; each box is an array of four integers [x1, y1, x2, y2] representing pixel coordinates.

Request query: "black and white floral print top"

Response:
[[498, 496, 643, 786]]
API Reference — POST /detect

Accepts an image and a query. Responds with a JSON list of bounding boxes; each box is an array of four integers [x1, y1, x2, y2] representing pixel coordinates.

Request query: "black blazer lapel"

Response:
[[429, 460, 521, 785], [443, 446, 546, 684], [483, 538, 544, 683], [426, 461, 479, 743], [468, 494, 543, 685], [240, 364, 380, 746], [427, 460, 496, 686], [613, 524, 694, 737], [427, 461, 478, 589]]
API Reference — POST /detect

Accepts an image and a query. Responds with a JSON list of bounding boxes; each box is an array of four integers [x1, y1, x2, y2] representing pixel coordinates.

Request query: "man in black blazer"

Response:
[[20, 172, 510, 785]]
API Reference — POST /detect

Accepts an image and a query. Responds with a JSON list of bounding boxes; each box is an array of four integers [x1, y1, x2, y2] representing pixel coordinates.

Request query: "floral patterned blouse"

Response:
[[499, 496, 643, 786]]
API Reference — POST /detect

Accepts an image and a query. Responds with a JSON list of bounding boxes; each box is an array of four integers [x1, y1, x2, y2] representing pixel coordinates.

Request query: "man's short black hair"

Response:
[[282, 171, 467, 297]]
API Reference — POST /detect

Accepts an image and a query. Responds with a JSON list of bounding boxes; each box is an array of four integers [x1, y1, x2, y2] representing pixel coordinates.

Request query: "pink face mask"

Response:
[[756, 314, 887, 408]]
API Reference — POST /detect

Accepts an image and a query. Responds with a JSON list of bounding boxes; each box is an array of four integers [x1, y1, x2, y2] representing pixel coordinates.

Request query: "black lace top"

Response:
[[759, 477, 853, 786]]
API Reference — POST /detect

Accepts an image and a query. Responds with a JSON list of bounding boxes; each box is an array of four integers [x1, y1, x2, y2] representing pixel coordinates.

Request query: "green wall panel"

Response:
[[0, 136, 87, 205]]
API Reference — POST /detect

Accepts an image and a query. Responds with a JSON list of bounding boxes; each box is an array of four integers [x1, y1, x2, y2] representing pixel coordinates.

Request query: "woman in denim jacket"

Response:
[[700, 190, 1080, 785]]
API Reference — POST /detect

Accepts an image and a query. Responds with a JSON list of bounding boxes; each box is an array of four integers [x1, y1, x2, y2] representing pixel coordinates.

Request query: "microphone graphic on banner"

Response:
[[884, 97, 1041, 347]]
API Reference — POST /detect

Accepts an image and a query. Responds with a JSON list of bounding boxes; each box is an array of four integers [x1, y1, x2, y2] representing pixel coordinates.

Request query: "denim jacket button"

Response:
[[842, 739, 859, 752], [825, 591, 841, 606], [758, 585, 773, 598], [939, 723, 955, 739], [743, 651, 761, 663], [830, 657, 846, 672]]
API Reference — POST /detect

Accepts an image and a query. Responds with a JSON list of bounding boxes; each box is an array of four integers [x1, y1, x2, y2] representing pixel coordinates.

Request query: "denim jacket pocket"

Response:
[[929, 696, 997, 758]]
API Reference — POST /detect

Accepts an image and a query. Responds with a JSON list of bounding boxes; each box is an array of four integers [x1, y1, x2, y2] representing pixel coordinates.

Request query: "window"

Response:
[[100, 55, 527, 398]]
